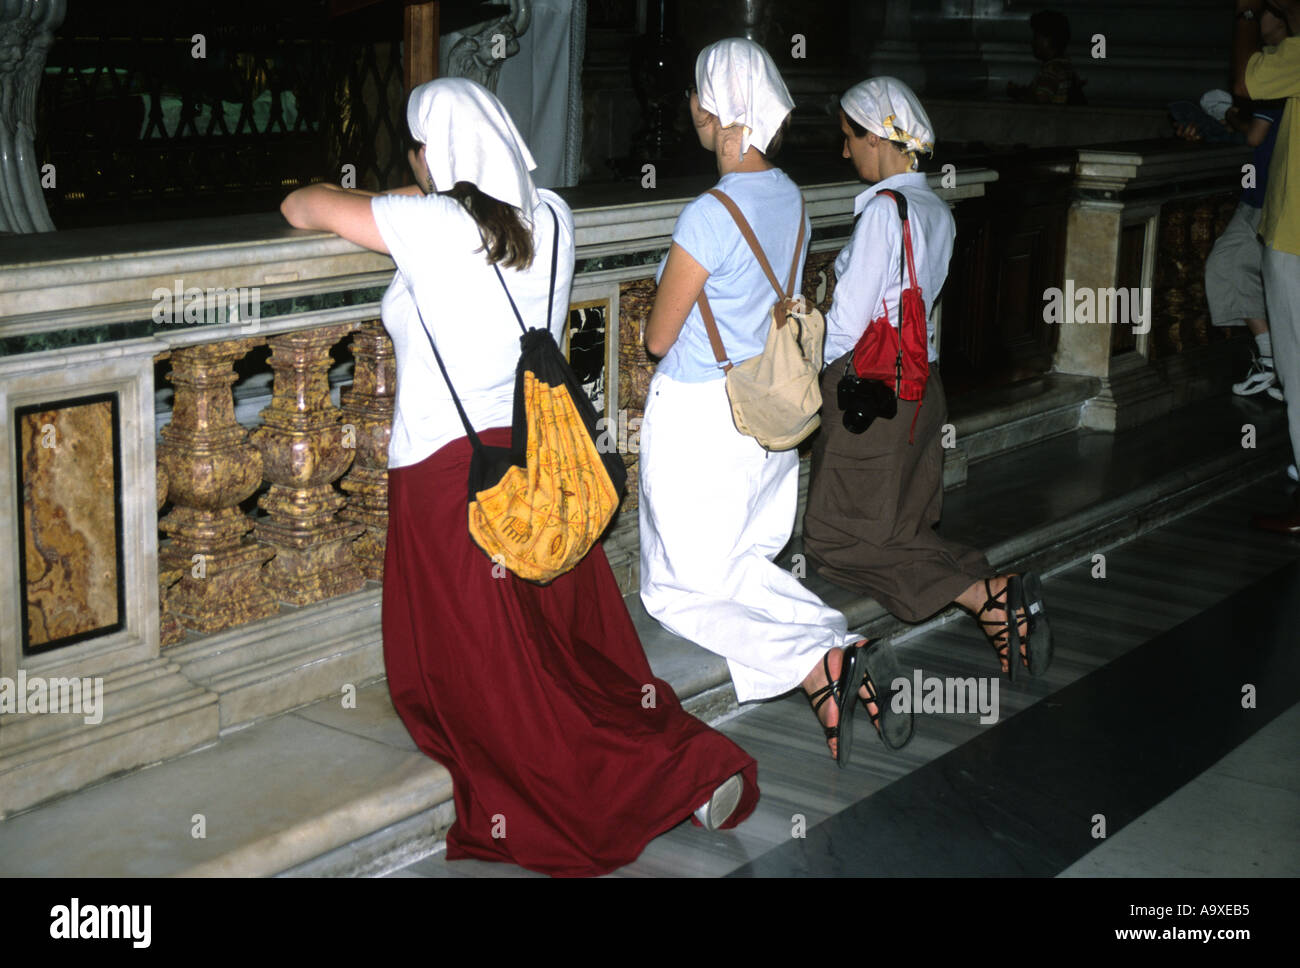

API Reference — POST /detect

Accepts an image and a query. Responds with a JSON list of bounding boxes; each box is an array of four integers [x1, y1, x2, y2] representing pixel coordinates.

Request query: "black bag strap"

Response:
[[414, 204, 560, 455], [491, 205, 560, 335]]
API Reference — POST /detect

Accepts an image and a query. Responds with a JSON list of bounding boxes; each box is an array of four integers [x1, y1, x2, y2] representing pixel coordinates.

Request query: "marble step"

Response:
[[0, 393, 1289, 877]]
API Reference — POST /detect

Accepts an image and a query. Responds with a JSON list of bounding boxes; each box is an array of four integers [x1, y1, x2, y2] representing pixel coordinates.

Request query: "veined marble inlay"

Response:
[[16, 394, 124, 653]]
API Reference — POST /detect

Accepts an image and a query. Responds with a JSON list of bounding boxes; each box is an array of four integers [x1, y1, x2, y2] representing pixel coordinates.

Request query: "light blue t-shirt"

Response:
[[655, 168, 810, 382]]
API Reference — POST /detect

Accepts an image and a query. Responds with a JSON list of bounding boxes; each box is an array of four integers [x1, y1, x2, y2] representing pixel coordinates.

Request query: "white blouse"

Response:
[[371, 189, 575, 468], [824, 171, 954, 366]]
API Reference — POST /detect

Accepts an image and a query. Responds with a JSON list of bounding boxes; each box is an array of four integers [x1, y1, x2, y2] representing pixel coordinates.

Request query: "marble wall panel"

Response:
[[16, 394, 124, 654]]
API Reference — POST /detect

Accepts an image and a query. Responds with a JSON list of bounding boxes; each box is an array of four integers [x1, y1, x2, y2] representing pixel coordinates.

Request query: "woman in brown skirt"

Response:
[[281, 78, 758, 876], [804, 77, 1053, 683]]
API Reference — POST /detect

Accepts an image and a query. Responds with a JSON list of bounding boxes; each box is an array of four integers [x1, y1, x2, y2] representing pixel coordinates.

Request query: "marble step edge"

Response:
[[841, 435, 1291, 641], [0, 657, 208, 751], [280, 441, 1288, 877], [277, 680, 744, 879], [177, 757, 454, 878], [166, 588, 384, 732], [0, 661, 219, 820], [946, 374, 1098, 438]]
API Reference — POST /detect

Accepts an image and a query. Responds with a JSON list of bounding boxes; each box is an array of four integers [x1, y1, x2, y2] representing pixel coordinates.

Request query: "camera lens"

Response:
[[843, 407, 874, 434]]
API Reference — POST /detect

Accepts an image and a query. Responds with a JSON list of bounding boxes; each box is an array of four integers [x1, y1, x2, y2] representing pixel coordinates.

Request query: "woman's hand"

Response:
[[645, 244, 709, 358]]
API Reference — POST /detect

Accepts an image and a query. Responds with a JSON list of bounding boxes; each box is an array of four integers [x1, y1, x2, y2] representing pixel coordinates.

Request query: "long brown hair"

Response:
[[442, 181, 535, 271]]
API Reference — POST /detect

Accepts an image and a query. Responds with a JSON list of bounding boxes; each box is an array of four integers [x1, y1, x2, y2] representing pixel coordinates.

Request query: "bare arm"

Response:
[[1243, 115, 1274, 146], [645, 243, 710, 358], [280, 183, 391, 253]]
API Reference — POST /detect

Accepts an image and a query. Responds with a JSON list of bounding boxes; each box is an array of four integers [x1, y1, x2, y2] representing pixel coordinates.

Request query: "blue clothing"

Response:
[[1243, 103, 1284, 209], [655, 168, 810, 382]]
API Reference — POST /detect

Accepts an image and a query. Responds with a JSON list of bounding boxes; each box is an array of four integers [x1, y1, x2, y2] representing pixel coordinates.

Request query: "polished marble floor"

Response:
[[388, 477, 1300, 878]]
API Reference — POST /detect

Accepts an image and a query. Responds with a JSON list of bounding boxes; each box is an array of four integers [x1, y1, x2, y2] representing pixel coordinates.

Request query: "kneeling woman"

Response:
[[639, 40, 912, 766], [281, 78, 757, 877], [804, 77, 1052, 678]]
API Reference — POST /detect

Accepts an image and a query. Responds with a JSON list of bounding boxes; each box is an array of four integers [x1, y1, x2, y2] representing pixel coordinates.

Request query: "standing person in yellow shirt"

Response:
[[1236, 0, 1300, 530]]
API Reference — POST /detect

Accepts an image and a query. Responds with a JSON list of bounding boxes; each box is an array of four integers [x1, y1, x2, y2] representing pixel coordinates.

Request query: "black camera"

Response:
[[836, 370, 898, 434]]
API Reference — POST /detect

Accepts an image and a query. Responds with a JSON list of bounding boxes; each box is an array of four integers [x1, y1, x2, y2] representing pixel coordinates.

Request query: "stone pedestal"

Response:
[[1055, 142, 1251, 432]]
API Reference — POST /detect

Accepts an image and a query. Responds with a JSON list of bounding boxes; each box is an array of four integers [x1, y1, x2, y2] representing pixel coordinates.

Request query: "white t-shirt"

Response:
[[825, 172, 954, 365], [371, 189, 575, 468]]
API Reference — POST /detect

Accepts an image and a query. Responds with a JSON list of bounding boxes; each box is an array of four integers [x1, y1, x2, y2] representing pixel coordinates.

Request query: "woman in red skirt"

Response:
[[282, 78, 758, 876]]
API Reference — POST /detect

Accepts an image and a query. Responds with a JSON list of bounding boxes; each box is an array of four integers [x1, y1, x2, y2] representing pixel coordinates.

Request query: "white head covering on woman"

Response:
[[406, 77, 542, 223], [840, 77, 936, 171], [695, 38, 796, 158]]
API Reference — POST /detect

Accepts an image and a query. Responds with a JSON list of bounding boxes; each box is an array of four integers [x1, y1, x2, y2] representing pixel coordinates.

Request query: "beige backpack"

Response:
[[695, 189, 825, 451]]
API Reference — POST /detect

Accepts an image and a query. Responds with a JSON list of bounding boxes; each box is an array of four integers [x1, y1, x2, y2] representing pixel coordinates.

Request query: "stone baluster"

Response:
[[339, 321, 395, 581], [1155, 203, 1189, 356], [251, 324, 365, 605], [155, 460, 186, 647], [1188, 199, 1217, 346], [617, 278, 658, 513], [158, 340, 279, 633]]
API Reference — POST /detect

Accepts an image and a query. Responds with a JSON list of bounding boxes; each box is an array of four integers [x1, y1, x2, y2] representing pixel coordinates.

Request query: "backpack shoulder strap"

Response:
[[785, 198, 807, 299], [706, 189, 785, 300], [492, 203, 559, 333]]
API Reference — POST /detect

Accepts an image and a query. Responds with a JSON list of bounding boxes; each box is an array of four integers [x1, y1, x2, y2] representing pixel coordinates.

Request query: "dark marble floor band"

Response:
[[729, 561, 1300, 877]]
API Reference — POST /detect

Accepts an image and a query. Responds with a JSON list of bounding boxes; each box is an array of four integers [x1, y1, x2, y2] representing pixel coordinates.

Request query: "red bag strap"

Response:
[[694, 190, 807, 372], [874, 189, 919, 295]]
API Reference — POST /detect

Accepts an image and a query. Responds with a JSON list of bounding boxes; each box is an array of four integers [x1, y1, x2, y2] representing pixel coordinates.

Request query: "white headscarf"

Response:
[[840, 77, 936, 170], [407, 77, 542, 222], [695, 38, 795, 157]]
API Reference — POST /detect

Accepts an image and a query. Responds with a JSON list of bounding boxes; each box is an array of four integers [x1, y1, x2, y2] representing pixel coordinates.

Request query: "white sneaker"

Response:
[[1267, 385, 1285, 403], [1234, 357, 1277, 396], [694, 773, 743, 831], [1288, 464, 1298, 483]]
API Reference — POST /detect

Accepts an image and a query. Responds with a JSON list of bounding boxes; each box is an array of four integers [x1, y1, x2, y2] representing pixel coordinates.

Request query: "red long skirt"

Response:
[[382, 428, 760, 877]]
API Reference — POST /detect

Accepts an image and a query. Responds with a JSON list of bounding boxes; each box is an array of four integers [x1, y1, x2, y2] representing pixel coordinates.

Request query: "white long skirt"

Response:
[[638, 371, 858, 702]]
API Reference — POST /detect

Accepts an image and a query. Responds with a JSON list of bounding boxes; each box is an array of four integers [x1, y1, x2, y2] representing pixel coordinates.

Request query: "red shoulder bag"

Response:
[[848, 189, 931, 441]]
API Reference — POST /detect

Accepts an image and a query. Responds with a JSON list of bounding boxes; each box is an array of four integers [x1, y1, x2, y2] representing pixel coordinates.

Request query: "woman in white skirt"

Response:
[[638, 39, 912, 766]]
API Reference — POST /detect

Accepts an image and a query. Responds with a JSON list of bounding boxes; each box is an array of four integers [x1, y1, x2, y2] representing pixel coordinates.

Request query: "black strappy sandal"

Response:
[[976, 577, 1020, 681], [1019, 572, 1053, 677], [859, 639, 914, 750], [806, 645, 864, 769], [975, 573, 1053, 680]]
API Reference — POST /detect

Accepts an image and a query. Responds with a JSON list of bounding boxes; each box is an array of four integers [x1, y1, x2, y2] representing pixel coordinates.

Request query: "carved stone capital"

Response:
[[0, 0, 66, 233]]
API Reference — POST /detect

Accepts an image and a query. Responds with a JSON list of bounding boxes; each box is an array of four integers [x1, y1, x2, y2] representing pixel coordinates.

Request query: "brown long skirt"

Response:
[[382, 427, 760, 877], [803, 356, 991, 622]]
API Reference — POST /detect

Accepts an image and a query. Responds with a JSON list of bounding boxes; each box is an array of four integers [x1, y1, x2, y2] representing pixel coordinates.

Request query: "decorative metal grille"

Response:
[[34, 0, 410, 228]]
